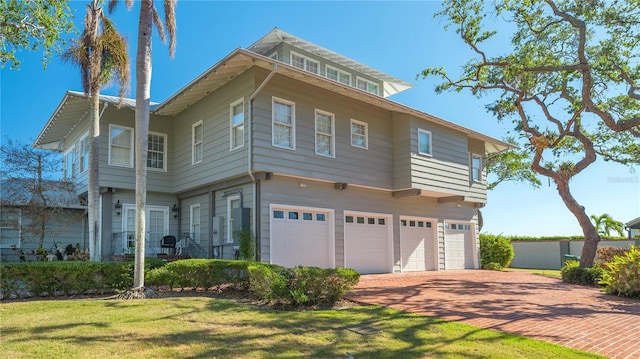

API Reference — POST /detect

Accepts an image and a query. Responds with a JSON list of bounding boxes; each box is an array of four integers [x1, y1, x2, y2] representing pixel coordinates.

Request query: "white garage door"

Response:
[[344, 212, 393, 274], [270, 206, 334, 268], [400, 217, 437, 272], [444, 222, 475, 270]]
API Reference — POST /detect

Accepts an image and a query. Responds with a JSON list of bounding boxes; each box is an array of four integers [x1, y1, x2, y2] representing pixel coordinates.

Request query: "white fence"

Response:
[[510, 240, 635, 270]]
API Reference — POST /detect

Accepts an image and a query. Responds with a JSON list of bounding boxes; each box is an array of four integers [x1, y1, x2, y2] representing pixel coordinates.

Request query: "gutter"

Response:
[[247, 63, 278, 261]]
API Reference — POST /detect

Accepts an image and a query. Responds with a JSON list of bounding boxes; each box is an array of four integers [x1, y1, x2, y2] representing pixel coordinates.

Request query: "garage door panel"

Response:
[[344, 213, 392, 274], [444, 222, 474, 270], [400, 218, 436, 272], [271, 207, 333, 269]]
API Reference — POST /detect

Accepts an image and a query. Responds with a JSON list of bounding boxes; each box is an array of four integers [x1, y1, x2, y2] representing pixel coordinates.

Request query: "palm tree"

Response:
[[64, 0, 130, 261], [591, 213, 625, 237], [125, 0, 176, 298]]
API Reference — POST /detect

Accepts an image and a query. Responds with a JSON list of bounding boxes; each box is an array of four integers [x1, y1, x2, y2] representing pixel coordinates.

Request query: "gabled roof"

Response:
[[33, 91, 158, 150], [0, 178, 85, 209], [626, 217, 640, 229], [247, 28, 414, 97], [154, 48, 512, 154]]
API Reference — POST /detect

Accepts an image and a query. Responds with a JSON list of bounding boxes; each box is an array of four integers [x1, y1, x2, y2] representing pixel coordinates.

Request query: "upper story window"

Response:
[[64, 133, 89, 178], [0, 208, 21, 248], [192, 121, 203, 164], [109, 125, 134, 167], [471, 153, 483, 182], [356, 77, 380, 96], [315, 109, 335, 157], [230, 98, 244, 150], [418, 128, 432, 156], [272, 97, 295, 150], [350, 119, 368, 149], [291, 51, 319, 74], [147, 132, 167, 171], [326, 65, 351, 85]]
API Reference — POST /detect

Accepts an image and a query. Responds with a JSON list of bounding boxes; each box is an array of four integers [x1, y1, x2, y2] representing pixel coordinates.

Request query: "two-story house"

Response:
[[32, 28, 510, 273]]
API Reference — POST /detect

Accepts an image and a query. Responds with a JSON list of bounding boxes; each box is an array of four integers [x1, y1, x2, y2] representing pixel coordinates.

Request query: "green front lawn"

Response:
[[504, 267, 562, 278], [1, 295, 602, 359]]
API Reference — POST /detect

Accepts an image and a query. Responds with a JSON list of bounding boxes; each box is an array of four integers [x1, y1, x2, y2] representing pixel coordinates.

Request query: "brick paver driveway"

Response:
[[345, 270, 640, 359]]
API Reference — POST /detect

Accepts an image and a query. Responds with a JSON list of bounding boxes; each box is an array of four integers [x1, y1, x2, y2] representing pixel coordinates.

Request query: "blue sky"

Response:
[[1, 1, 638, 236]]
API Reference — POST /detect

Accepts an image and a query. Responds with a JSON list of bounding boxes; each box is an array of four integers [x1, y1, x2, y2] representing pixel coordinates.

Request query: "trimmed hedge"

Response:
[[1, 261, 137, 298], [147, 259, 360, 307], [560, 260, 603, 286], [501, 235, 627, 242]]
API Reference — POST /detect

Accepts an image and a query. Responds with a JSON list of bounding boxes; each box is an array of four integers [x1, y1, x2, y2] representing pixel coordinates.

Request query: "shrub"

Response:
[[247, 265, 360, 306], [482, 262, 503, 271], [561, 260, 603, 286], [599, 245, 640, 298], [479, 234, 514, 269], [596, 246, 630, 265], [0, 261, 135, 298], [236, 230, 256, 261]]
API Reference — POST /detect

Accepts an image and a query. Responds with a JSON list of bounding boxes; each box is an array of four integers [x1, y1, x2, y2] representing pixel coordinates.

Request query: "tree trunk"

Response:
[[88, 86, 101, 261], [555, 178, 600, 267], [133, 0, 153, 288]]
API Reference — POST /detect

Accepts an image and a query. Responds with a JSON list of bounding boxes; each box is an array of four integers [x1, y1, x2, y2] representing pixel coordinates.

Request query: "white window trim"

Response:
[[271, 97, 296, 150], [190, 204, 201, 244], [418, 128, 433, 157], [268, 51, 278, 61], [314, 109, 335, 158], [290, 51, 319, 74], [350, 119, 369, 150], [226, 195, 240, 244], [471, 153, 483, 182], [326, 65, 351, 85], [108, 124, 134, 168], [78, 133, 89, 174], [64, 150, 73, 179], [229, 98, 245, 151], [356, 76, 380, 96], [65, 133, 89, 178], [0, 208, 21, 249], [192, 120, 203, 165], [147, 131, 168, 172]]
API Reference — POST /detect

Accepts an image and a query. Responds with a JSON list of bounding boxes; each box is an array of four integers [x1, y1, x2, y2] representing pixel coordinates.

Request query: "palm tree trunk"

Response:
[[133, 0, 153, 288], [88, 92, 101, 261]]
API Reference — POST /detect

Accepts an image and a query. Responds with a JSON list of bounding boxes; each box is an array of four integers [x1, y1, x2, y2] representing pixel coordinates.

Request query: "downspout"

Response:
[[96, 102, 108, 261], [248, 64, 278, 261]]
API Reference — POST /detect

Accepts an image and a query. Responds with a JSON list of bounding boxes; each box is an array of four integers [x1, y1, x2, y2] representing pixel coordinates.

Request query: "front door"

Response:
[[123, 204, 169, 255]]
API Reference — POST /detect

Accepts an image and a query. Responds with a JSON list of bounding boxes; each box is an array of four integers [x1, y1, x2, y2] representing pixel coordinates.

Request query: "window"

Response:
[[418, 129, 432, 156], [316, 213, 326, 221], [272, 97, 295, 149], [79, 135, 88, 173], [471, 153, 482, 182], [315, 109, 335, 157], [64, 134, 89, 178], [273, 210, 284, 219], [288, 211, 299, 220], [326, 65, 351, 85], [230, 98, 244, 150], [109, 125, 133, 167], [190, 204, 200, 244], [0, 208, 20, 248], [290, 51, 319, 74], [192, 121, 203, 164], [350, 119, 368, 149], [356, 77, 379, 95], [147, 132, 167, 171], [227, 195, 240, 243]]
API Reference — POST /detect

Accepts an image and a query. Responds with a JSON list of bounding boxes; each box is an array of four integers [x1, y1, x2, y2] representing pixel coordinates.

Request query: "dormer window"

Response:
[[326, 65, 351, 85], [356, 77, 380, 95], [291, 51, 319, 74]]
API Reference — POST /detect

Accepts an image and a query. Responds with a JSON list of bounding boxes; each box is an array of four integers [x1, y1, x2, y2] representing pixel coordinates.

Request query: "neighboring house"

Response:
[[33, 28, 510, 273], [626, 217, 640, 245], [0, 178, 86, 262]]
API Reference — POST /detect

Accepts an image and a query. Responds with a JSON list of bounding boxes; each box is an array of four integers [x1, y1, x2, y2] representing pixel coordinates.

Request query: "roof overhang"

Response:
[[626, 217, 640, 229], [154, 49, 511, 153], [33, 91, 153, 150], [247, 28, 414, 97]]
